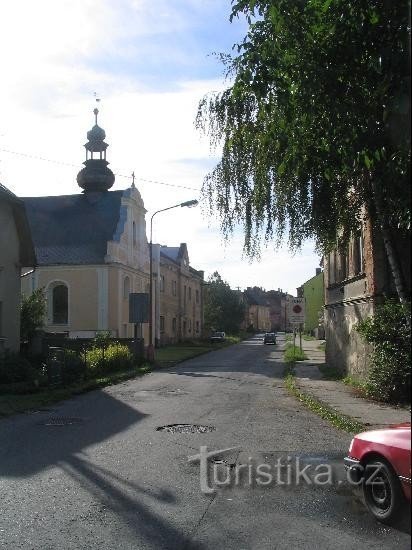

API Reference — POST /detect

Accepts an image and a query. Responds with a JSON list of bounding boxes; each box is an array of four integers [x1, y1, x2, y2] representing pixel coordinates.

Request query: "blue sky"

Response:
[[0, 0, 320, 294]]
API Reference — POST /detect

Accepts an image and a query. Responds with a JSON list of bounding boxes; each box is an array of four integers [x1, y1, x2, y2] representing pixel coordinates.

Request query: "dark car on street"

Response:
[[209, 331, 226, 343], [263, 332, 277, 345]]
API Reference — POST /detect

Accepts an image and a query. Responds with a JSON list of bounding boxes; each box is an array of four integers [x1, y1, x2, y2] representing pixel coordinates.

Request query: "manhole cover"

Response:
[[43, 417, 83, 426], [156, 424, 215, 434]]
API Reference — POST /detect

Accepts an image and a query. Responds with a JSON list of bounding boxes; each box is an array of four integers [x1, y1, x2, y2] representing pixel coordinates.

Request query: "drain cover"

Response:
[[43, 417, 83, 426], [156, 424, 215, 434]]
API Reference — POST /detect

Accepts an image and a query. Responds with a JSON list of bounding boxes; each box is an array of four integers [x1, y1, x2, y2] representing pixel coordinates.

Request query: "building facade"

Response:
[[0, 184, 36, 352], [242, 287, 271, 332], [21, 110, 204, 346], [154, 244, 204, 345], [324, 218, 410, 378], [297, 269, 324, 335]]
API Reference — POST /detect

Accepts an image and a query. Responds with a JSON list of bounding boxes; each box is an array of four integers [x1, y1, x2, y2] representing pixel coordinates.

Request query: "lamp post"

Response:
[[147, 199, 198, 361]]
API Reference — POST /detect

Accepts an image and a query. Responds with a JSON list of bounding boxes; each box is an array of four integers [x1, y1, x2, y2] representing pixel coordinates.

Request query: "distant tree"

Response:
[[204, 271, 245, 334], [20, 288, 46, 342], [197, 1, 410, 303]]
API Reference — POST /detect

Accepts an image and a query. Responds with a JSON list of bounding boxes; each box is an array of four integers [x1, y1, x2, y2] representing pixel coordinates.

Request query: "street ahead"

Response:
[[0, 335, 410, 549]]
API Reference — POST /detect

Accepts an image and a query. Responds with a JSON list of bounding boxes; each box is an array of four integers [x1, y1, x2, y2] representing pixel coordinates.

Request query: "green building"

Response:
[[297, 269, 324, 334]]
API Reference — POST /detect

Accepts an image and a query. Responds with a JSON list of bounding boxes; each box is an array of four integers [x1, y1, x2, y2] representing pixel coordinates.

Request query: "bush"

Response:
[[62, 350, 86, 384], [356, 300, 411, 404], [86, 343, 133, 375], [0, 353, 38, 384]]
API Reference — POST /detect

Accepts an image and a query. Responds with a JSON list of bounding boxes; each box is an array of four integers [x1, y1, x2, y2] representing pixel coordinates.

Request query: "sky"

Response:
[[0, 0, 320, 295]]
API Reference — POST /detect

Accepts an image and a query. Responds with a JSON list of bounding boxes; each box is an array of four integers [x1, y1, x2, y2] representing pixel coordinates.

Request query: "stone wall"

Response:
[[324, 298, 374, 379]]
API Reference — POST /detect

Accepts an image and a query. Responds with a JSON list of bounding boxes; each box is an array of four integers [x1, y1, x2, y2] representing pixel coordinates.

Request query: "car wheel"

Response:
[[362, 458, 404, 524]]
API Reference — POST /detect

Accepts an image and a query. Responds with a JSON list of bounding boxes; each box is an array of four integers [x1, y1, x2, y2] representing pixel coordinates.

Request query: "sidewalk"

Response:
[[291, 338, 411, 430]]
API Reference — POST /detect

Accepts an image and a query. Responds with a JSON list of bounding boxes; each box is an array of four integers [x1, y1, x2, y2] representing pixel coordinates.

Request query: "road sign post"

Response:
[[129, 293, 149, 361], [289, 298, 306, 355]]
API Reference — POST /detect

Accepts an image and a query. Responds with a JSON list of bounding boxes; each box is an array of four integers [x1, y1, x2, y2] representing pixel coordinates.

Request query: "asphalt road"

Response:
[[0, 334, 410, 549]]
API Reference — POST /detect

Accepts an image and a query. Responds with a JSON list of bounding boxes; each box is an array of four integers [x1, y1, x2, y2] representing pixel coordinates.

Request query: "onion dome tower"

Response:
[[77, 108, 115, 192]]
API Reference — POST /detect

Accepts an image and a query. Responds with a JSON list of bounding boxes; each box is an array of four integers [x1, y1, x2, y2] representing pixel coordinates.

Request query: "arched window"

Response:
[[123, 276, 130, 299], [51, 284, 68, 324]]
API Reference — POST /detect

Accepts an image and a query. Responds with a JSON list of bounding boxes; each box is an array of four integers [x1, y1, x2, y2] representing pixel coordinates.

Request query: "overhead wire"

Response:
[[0, 147, 201, 192]]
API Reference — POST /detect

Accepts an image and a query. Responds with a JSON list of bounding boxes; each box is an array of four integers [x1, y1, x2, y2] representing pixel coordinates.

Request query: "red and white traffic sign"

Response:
[[288, 297, 305, 324]]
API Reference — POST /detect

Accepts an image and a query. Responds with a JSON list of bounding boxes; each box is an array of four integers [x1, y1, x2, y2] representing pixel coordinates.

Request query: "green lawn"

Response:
[[155, 337, 240, 366]]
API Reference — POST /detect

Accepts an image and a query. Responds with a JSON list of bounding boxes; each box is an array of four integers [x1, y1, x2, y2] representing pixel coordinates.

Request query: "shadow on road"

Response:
[[60, 455, 205, 550], [0, 391, 147, 478]]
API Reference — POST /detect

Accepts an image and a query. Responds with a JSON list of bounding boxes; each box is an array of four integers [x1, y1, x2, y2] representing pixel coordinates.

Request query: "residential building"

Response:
[[153, 243, 204, 345], [324, 218, 410, 378], [0, 184, 36, 352], [297, 268, 324, 336], [242, 287, 271, 332], [265, 289, 294, 332]]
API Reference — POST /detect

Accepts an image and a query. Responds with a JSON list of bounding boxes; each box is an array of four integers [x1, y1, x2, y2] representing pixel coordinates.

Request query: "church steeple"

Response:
[[77, 108, 115, 193]]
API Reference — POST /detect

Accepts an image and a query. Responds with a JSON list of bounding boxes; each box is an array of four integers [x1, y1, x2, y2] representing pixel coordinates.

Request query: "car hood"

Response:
[[355, 423, 411, 448]]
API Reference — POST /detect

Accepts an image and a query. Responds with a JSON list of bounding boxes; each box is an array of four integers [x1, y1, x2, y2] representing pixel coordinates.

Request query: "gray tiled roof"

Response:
[[22, 191, 124, 265], [160, 247, 181, 262]]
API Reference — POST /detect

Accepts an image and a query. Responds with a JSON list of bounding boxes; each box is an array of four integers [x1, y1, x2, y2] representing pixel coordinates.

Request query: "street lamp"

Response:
[[147, 199, 199, 360]]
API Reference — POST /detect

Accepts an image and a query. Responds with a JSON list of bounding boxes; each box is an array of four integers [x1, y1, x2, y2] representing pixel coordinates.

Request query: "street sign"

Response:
[[288, 297, 305, 325], [129, 293, 149, 323]]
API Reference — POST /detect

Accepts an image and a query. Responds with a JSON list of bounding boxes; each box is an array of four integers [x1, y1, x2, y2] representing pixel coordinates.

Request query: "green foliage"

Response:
[[62, 350, 86, 384], [0, 352, 39, 385], [92, 331, 112, 348], [283, 343, 308, 363], [204, 271, 245, 334], [86, 343, 134, 375], [284, 373, 365, 433], [197, 1, 411, 255], [20, 288, 46, 342], [356, 300, 411, 403]]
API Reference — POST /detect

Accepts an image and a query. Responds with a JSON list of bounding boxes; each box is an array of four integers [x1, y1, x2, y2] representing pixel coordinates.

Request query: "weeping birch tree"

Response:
[[196, 0, 410, 302]]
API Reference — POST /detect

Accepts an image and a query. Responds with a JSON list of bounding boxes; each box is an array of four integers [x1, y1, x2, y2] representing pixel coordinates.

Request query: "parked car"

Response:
[[263, 332, 277, 345], [209, 331, 226, 343], [344, 422, 411, 524]]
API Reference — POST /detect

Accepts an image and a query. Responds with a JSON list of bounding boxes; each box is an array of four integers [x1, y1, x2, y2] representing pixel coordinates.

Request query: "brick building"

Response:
[[324, 218, 410, 378]]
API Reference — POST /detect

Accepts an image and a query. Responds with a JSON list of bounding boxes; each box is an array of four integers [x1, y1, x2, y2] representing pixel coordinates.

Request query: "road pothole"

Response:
[[156, 424, 215, 434]]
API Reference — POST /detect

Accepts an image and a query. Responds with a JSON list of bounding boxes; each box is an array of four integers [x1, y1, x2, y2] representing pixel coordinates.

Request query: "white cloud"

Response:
[[0, 0, 319, 296]]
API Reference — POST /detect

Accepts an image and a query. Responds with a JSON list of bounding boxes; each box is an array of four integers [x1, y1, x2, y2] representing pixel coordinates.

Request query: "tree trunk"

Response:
[[371, 180, 409, 305]]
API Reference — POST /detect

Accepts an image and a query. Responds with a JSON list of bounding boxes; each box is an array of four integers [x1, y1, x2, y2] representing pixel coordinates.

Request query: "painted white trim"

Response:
[[97, 267, 109, 330]]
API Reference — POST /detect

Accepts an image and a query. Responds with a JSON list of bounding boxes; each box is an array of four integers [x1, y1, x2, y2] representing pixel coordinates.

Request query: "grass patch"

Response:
[[318, 363, 344, 381], [343, 375, 371, 397], [155, 346, 212, 364], [302, 334, 316, 341], [283, 343, 308, 363], [0, 365, 151, 418], [284, 373, 366, 434], [154, 336, 240, 367]]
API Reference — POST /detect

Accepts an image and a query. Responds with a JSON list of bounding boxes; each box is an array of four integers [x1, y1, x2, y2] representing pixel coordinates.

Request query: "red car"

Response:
[[344, 422, 411, 523]]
